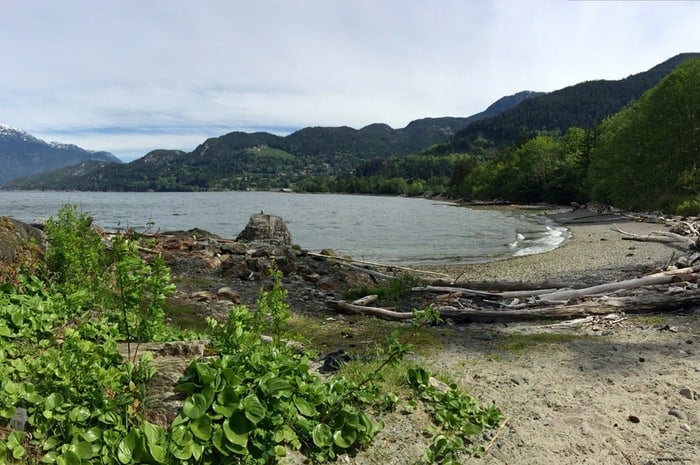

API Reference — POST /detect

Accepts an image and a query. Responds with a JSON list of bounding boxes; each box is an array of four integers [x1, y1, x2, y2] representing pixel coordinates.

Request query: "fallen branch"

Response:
[[416, 285, 559, 299], [327, 300, 415, 320], [536, 265, 699, 304], [613, 224, 696, 247]]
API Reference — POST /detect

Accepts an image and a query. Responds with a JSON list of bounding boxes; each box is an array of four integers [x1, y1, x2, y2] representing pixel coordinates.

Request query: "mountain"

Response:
[[0, 125, 121, 185], [433, 53, 700, 154], [1, 92, 537, 191]]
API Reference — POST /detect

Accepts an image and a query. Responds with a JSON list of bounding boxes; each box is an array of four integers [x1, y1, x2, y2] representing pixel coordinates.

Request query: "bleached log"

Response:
[[327, 300, 415, 320], [613, 224, 696, 246], [536, 266, 699, 304], [416, 285, 559, 299], [352, 294, 379, 306], [436, 288, 700, 322]]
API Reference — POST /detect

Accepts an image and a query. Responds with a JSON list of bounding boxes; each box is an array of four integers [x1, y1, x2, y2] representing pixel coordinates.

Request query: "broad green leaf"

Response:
[[171, 442, 193, 460], [183, 393, 208, 419], [148, 444, 167, 464], [265, 377, 293, 398], [61, 450, 80, 465], [190, 415, 212, 441], [142, 421, 164, 445], [69, 406, 91, 423], [82, 427, 102, 443], [223, 415, 249, 447], [242, 394, 266, 424], [213, 401, 235, 417], [333, 425, 357, 449], [170, 424, 193, 447], [117, 436, 135, 464], [40, 451, 58, 463], [45, 393, 64, 410], [69, 441, 94, 459], [293, 396, 317, 417], [312, 423, 333, 448]]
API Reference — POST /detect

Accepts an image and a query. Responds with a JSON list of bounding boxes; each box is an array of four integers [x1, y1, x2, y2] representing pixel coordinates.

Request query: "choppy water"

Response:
[[1, 191, 568, 265]]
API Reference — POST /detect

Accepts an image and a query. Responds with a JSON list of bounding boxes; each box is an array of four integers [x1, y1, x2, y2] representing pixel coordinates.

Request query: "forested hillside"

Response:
[[1, 93, 538, 191], [433, 52, 700, 154]]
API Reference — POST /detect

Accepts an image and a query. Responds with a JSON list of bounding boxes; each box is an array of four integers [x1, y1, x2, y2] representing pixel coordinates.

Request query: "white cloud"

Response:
[[1, 0, 698, 161]]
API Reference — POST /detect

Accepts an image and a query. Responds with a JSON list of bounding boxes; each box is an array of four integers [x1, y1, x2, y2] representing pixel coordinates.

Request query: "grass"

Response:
[[286, 313, 444, 357], [497, 332, 597, 353], [164, 297, 212, 334], [631, 314, 669, 326]]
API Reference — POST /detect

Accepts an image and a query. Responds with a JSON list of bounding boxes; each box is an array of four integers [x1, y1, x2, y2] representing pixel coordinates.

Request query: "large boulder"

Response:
[[234, 213, 297, 275], [0, 216, 45, 262], [236, 213, 292, 245]]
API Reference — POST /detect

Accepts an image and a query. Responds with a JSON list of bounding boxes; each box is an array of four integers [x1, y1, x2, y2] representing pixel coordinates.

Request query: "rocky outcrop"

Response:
[[0, 217, 45, 262]]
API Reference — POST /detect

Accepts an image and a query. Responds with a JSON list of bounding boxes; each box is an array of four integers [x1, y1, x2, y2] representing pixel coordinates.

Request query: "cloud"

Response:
[[1, 0, 699, 161]]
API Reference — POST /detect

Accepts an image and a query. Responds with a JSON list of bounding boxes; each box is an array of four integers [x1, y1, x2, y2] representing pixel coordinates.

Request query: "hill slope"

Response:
[[0, 125, 120, 185], [436, 53, 700, 154], [2, 92, 538, 191]]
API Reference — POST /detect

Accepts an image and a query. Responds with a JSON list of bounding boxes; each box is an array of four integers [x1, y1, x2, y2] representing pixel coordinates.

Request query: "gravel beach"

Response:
[[422, 212, 684, 286]]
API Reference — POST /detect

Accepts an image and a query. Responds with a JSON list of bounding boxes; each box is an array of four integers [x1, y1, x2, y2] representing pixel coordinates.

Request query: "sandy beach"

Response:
[[378, 213, 700, 465]]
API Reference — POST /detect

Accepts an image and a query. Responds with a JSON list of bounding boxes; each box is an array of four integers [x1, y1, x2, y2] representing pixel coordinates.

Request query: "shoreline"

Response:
[[419, 215, 683, 286]]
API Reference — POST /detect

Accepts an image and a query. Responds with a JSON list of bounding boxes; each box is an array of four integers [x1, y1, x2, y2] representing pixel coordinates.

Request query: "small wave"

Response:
[[513, 225, 569, 257]]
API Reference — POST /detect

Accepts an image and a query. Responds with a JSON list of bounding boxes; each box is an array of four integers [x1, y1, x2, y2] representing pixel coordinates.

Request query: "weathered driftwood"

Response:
[[352, 294, 379, 306], [536, 265, 699, 304], [328, 300, 414, 320], [436, 288, 700, 322], [614, 224, 699, 249], [416, 285, 560, 299]]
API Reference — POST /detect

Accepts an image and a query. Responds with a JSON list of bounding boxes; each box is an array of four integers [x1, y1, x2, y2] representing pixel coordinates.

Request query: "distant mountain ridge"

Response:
[[2, 91, 538, 191], [0, 125, 121, 185]]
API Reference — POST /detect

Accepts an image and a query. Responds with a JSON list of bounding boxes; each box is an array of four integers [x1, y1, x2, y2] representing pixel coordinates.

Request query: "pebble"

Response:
[[680, 423, 692, 432], [668, 408, 686, 420], [679, 387, 697, 400]]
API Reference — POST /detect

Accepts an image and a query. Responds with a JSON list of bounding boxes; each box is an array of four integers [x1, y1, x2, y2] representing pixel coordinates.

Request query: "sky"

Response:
[[1, 0, 699, 162]]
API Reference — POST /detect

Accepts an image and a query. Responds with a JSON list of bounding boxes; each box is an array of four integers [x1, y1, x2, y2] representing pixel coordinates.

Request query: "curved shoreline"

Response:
[[419, 216, 683, 286]]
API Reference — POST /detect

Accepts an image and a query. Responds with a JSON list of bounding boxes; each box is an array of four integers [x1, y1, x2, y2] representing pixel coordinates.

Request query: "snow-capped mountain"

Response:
[[0, 125, 120, 186]]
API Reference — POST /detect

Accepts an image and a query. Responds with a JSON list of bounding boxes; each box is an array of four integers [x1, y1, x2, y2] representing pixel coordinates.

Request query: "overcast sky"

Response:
[[1, 0, 698, 162]]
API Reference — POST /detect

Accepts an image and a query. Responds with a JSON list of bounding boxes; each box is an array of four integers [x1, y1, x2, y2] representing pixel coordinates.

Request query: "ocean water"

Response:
[[1, 191, 569, 265]]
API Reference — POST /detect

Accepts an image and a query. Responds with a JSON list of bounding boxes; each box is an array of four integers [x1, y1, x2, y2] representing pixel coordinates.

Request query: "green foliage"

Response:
[[343, 273, 425, 304], [2, 205, 502, 464], [44, 205, 176, 348], [407, 367, 503, 464], [587, 59, 700, 212]]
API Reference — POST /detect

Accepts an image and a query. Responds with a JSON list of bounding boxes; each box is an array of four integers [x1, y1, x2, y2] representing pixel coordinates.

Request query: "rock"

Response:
[[158, 341, 206, 357], [9, 407, 28, 431], [679, 386, 697, 400], [680, 423, 692, 432], [0, 216, 45, 262], [429, 377, 451, 392], [217, 287, 240, 303], [237, 213, 292, 246], [319, 349, 352, 373], [668, 408, 686, 420], [219, 241, 247, 255], [191, 290, 214, 301]]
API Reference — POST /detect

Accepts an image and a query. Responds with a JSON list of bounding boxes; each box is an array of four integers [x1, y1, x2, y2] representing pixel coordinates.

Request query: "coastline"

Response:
[[419, 213, 683, 286]]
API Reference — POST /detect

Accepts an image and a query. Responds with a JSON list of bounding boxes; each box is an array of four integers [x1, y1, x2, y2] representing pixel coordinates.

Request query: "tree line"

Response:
[[298, 59, 700, 215]]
